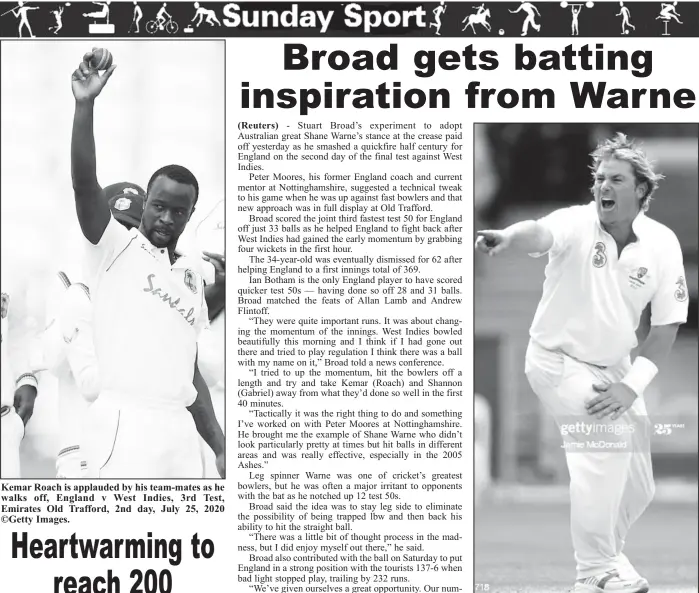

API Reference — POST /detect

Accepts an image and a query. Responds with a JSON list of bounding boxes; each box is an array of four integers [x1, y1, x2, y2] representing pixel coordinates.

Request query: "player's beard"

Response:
[[147, 226, 175, 248]]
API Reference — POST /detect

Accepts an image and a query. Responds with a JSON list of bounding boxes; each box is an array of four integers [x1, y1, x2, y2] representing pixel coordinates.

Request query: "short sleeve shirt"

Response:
[[193, 199, 225, 387], [84, 216, 209, 407], [1, 290, 37, 407], [529, 202, 688, 366]]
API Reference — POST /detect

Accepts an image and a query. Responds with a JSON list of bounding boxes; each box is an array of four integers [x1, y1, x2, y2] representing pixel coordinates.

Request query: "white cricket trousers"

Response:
[[82, 391, 204, 479], [524, 340, 655, 580], [1, 406, 24, 478]]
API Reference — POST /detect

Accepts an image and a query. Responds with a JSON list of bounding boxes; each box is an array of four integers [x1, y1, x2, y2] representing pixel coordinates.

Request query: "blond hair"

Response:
[[590, 132, 664, 211]]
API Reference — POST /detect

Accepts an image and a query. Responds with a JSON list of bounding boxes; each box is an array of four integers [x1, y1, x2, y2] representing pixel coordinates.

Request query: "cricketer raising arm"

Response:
[[70, 50, 225, 479], [475, 133, 689, 593]]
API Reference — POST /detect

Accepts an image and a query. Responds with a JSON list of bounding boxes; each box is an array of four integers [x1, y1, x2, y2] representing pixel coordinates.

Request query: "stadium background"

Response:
[[474, 123, 698, 592], [1, 40, 225, 476]]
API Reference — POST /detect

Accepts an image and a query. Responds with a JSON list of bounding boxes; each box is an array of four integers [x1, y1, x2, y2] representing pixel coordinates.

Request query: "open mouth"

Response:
[[600, 198, 615, 211], [154, 229, 171, 240]]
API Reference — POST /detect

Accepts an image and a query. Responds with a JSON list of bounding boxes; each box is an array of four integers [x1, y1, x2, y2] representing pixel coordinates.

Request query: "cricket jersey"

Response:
[[43, 273, 100, 408], [194, 199, 225, 389], [42, 272, 98, 476], [1, 290, 38, 408], [529, 201, 689, 367], [43, 270, 100, 397], [84, 215, 209, 408], [1, 293, 11, 407]]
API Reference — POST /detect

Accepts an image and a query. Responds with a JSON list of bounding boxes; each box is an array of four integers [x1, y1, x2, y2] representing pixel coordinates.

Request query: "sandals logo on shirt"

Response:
[[592, 242, 607, 268], [675, 276, 688, 302], [143, 274, 196, 327]]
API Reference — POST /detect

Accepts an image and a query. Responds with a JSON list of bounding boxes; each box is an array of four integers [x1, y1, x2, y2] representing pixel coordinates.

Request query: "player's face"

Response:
[[593, 158, 643, 227], [141, 175, 196, 248]]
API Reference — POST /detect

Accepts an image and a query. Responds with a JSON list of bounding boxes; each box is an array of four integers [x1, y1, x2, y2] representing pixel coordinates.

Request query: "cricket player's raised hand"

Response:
[[71, 51, 116, 102], [203, 252, 226, 285], [586, 382, 637, 421], [203, 251, 226, 321], [475, 230, 511, 256]]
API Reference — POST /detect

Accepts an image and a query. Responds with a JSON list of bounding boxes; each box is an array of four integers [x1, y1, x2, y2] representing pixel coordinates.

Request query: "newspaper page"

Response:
[[1, 3, 697, 593]]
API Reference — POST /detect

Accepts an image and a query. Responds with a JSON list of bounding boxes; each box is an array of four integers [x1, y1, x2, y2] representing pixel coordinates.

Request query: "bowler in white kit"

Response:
[[42, 183, 148, 478], [475, 133, 689, 593], [70, 50, 224, 479]]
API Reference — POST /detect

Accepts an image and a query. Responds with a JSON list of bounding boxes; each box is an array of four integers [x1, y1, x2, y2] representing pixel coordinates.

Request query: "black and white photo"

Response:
[[1, 40, 226, 479], [474, 123, 698, 592]]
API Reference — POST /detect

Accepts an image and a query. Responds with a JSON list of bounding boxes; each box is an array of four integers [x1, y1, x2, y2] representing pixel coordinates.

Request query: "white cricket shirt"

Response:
[[1, 291, 38, 407], [529, 202, 689, 367], [43, 273, 101, 401], [1, 296, 11, 407], [194, 199, 225, 389], [43, 275, 99, 457], [195, 199, 225, 256], [84, 216, 209, 407]]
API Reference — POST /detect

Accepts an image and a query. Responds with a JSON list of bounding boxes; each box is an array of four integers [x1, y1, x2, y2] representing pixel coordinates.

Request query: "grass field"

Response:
[[476, 499, 698, 593]]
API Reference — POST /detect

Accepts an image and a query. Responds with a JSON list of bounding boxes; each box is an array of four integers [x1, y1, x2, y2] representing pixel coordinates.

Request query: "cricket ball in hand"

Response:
[[89, 48, 113, 71]]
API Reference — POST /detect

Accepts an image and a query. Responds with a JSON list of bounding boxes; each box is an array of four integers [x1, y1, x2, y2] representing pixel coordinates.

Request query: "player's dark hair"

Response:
[[147, 164, 199, 206]]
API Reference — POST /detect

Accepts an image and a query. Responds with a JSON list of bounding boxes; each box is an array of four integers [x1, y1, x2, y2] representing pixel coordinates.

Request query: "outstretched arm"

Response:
[[71, 51, 116, 244], [475, 220, 553, 257]]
